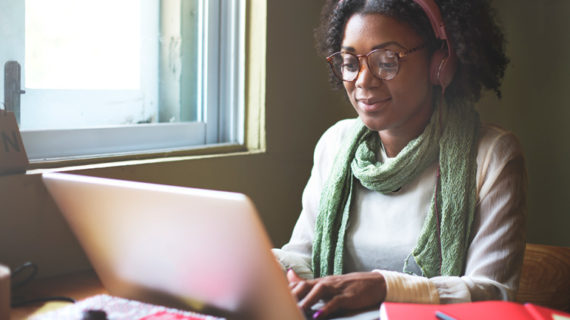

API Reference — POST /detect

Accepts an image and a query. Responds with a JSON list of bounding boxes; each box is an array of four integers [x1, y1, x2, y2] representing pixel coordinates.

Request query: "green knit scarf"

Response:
[[312, 101, 480, 278]]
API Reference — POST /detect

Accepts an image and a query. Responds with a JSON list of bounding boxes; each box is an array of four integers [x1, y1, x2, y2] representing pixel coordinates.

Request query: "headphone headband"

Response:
[[412, 0, 457, 91], [412, 0, 448, 40]]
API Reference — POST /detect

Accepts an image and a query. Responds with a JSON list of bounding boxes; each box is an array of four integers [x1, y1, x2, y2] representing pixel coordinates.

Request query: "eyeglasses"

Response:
[[326, 43, 426, 82]]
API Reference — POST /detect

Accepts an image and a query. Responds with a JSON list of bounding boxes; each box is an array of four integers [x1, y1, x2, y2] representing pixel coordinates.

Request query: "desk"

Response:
[[10, 270, 105, 320], [10, 271, 379, 320]]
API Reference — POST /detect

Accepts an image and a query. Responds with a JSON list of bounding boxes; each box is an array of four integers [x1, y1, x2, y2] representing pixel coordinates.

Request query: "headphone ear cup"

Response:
[[430, 48, 458, 90], [429, 49, 446, 86]]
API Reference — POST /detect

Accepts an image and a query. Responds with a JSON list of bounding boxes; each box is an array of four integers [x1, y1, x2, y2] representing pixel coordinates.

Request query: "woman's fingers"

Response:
[[295, 272, 387, 319], [287, 271, 387, 318], [291, 280, 314, 300], [299, 281, 331, 310], [287, 269, 315, 300], [286, 268, 303, 283], [311, 294, 346, 319]]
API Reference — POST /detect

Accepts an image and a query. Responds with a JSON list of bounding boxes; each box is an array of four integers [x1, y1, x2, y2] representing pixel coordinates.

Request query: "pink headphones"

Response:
[[412, 0, 457, 91]]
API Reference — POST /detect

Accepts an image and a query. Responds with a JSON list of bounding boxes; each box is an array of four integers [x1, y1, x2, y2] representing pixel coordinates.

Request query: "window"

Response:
[[0, 0, 245, 161]]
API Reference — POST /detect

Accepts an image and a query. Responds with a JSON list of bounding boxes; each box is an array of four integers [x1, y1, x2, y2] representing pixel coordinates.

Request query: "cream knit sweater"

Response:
[[273, 119, 526, 304]]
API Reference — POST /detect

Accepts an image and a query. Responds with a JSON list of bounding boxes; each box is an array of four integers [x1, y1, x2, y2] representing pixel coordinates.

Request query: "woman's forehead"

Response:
[[341, 13, 422, 51]]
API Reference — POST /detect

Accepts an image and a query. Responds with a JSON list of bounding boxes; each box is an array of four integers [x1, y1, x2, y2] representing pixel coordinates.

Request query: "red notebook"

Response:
[[379, 301, 570, 320]]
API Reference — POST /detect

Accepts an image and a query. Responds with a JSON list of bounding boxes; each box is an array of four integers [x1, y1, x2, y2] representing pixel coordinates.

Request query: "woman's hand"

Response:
[[287, 269, 387, 319]]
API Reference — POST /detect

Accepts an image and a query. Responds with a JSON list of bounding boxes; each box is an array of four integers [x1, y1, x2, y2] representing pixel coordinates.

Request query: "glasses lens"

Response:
[[330, 53, 359, 81], [368, 50, 399, 80]]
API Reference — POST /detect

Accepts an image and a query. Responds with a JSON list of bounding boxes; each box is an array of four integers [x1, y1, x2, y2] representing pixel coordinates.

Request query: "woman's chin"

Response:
[[359, 117, 388, 132]]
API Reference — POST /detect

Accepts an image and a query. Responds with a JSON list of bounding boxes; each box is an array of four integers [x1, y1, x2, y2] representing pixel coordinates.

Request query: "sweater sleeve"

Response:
[[377, 127, 527, 304], [272, 119, 357, 280]]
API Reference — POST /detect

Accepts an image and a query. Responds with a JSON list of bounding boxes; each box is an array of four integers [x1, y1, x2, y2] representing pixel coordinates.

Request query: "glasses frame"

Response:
[[326, 43, 427, 82]]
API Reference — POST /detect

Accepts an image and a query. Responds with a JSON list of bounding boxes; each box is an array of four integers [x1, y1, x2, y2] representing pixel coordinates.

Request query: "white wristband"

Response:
[[0, 264, 10, 320]]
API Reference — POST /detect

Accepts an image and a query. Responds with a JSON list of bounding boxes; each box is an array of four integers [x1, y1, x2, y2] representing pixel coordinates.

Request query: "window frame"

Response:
[[16, 0, 246, 162]]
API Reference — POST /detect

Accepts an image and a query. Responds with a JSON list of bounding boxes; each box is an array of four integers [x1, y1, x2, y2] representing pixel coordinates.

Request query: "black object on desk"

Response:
[[81, 309, 108, 320]]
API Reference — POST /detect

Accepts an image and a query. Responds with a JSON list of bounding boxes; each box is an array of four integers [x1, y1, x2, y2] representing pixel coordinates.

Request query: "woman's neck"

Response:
[[378, 131, 415, 158], [379, 104, 435, 158]]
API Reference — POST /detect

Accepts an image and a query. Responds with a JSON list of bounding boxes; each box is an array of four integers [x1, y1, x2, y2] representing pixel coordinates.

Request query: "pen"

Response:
[[435, 310, 457, 320]]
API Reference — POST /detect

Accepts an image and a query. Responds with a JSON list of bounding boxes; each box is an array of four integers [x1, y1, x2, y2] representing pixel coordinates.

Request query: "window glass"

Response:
[[0, 0, 244, 160], [26, 0, 141, 90]]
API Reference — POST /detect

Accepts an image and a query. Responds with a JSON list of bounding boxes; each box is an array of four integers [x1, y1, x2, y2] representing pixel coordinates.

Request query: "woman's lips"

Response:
[[357, 97, 391, 112]]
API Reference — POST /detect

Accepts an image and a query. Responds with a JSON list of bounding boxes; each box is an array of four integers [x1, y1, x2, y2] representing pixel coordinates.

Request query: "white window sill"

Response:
[[24, 143, 264, 173]]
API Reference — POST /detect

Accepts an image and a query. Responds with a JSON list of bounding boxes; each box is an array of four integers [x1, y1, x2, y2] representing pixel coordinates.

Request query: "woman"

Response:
[[272, 0, 527, 318]]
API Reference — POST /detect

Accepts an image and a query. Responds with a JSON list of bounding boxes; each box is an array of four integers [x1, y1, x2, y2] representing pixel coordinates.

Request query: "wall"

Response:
[[478, 0, 570, 246], [0, 0, 568, 279]]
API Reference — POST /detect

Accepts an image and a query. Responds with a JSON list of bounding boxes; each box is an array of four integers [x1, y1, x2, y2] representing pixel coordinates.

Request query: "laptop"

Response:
[[42, 172, 305, 320]]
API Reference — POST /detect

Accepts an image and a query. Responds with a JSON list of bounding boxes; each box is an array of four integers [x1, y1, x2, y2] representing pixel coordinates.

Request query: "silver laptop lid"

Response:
[[42, 172, 304, 320]]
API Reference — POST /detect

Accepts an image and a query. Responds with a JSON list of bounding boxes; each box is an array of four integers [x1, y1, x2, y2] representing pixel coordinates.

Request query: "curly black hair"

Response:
[[315, 0, 509, 104]]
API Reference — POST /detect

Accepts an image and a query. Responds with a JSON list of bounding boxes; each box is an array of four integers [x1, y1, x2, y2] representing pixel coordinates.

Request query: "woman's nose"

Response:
[[355, 59, 379, 88]]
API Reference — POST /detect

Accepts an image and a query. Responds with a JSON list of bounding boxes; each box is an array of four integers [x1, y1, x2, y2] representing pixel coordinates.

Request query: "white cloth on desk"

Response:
[[273, 118, 527, 304]]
